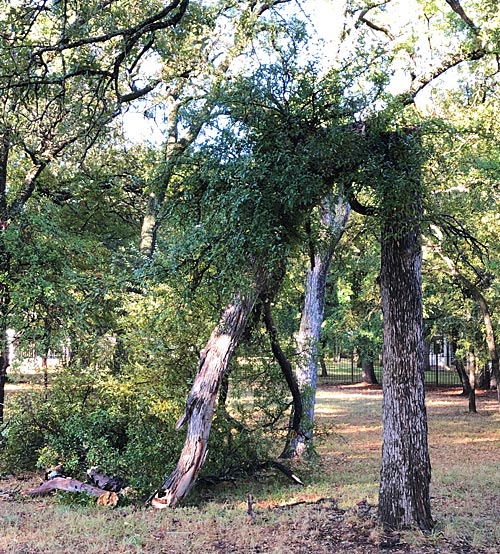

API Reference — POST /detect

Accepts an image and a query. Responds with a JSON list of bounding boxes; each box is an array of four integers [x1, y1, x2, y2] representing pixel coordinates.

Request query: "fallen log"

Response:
[[24, 477, 107, 498], [87, 467, 126, 492]]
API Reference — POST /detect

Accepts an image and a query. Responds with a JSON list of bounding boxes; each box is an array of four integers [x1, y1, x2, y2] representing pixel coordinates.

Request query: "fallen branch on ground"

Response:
[[24, 477, 107, 498]]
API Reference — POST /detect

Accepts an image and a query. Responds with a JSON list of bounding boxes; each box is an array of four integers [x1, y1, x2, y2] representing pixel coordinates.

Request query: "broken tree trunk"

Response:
[[152, 291, 260, 508], [282, 195, 350, 458]]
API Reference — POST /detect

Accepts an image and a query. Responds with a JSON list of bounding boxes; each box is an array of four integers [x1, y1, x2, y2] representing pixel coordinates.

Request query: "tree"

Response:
[[375, 129, 433, 531], [150, 58, 359, 506], [281, 195, 350, 458], [137, 0, 295, 258], [0, 0, 190, 421]]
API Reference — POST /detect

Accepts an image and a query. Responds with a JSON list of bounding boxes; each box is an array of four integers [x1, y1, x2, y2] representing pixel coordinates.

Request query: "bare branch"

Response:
[[444, 0, 478, 34], [407, 46, 486, 100], [358, 14, 395, 40]]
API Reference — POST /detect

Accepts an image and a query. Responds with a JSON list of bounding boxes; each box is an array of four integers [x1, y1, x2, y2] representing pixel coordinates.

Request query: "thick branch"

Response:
[[444, 0, 478, 34], [345, 185, 376, 216], [407, 47, 485, 101], [358, 13, 395, 40], [24, 477, 107, 498], [262, 298, 302, 435], [8, 162, 46, 220], [34, 0, 189, 56]]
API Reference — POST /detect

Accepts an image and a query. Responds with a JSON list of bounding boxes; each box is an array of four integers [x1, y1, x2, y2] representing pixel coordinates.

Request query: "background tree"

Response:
[[0, 0, 190, 421]]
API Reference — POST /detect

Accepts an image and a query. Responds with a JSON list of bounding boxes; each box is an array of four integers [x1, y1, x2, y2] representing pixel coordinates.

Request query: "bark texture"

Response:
[[379, 217, 432, 530], [378, 131, 433, 532], [361, 360, 378, 385], [152, 292, 258, 508], [283, 196, 350, 458]]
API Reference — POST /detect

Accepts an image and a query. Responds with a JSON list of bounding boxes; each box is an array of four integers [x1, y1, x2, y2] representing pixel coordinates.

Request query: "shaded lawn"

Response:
[[1, 384, 499, 553]]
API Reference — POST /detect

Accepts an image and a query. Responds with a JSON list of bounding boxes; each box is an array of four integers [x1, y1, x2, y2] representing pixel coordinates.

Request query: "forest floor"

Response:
[[1, 384, 500, 553]]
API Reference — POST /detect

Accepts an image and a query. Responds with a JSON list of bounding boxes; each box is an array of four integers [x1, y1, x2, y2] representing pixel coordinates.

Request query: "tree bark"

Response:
[[151, 291, 259, 508], [283, 196, 350, 458], [378, 131, 433, 532], [468, 350, 477, 414], [361, 359, 378, 385], [24, 477, 108, 498]]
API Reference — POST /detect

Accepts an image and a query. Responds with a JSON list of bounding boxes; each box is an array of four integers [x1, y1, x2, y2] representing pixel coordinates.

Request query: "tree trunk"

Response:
[[0, 349, 8, 424], [468, 350, 477, 414], [361, 359, 378, 385], [0, 135, 9, 424], [378, 218, 432, 531], [151, 291, 258, 508], [139, 192, 160, 258], [378, 131, 433, 532], [0, 242, 10, 423], [320, 355, 328, 377], [459, 278, 500, 402], [283, 196, 350, 458], [476, 363, 490, 390], [262, 298, 303, 441], [455, 357, 472, 396]]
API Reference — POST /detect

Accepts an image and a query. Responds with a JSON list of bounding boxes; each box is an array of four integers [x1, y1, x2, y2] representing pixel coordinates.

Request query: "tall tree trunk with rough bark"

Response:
[[378, 131, 433, 532], [282, 196, 350, 459], [151, 290, 260, 508]]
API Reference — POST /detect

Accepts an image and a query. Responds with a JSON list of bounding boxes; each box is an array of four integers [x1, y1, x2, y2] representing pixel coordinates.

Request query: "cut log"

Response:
[[24, 477, 107, 498]]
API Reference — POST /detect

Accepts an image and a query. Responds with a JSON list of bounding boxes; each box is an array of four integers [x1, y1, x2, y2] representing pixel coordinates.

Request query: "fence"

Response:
[[319, 354, 463, 387]]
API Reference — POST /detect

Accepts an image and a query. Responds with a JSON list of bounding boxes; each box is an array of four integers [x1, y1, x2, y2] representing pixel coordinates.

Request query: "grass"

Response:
[[1, 384, 500, 553]]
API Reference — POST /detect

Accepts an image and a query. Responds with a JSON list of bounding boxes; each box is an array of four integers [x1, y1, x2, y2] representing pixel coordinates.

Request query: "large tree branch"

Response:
[[444, 0, 478, 34], [262, 297, 303, 436], [407, 47, 486, 100], [33, 0, 189, 56]]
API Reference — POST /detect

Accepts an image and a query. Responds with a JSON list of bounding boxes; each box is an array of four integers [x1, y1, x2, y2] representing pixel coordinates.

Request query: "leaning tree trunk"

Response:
[[378, 130, 433, 532], [151, 291, 259, 508], [282, 196, 350, 459]]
